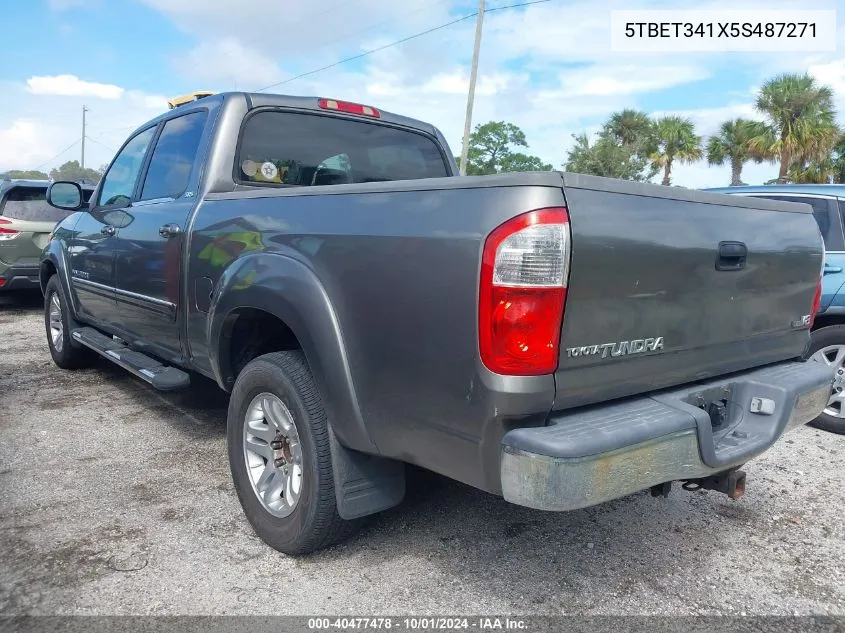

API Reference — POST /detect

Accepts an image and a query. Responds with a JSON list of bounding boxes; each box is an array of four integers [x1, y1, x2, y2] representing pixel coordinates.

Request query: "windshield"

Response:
[[237, 111, 449, 186], [0, 186, 91, 222]]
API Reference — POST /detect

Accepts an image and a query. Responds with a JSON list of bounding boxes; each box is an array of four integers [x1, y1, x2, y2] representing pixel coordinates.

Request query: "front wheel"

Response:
[[43, 275, 96, 370], [806, 325, 845, 435], [226, 351, 359, 554]]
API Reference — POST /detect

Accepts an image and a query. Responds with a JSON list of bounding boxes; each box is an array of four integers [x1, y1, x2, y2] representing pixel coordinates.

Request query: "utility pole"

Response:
[[81, 105, 88, 169], [459, 0, 484, 176]]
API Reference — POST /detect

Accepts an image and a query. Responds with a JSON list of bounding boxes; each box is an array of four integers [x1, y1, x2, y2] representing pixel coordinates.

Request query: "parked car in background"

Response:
[[0, 179, 95, 292], [706, 184, 845, 435]]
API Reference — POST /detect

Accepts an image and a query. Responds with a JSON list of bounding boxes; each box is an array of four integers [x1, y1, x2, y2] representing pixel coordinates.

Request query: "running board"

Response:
[[71, 327, 190, 391]]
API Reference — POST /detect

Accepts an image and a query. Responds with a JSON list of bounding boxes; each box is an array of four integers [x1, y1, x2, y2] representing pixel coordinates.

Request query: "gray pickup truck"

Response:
[[40, 92, 834, 554]]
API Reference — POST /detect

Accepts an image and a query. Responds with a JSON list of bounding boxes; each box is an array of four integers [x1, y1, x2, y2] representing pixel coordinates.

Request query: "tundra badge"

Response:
[[566, 337, 664, 359]]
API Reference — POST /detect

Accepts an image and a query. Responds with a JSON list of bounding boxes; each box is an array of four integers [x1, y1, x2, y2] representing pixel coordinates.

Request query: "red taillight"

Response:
[[479, 207, 570, 376], [318, 98, 381, 118], [809, 278, 822, 328], [0, 217, 18, 238], [0, 279, 5, 288]]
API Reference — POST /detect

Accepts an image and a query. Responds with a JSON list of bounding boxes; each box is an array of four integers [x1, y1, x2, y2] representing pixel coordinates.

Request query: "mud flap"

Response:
[[329, 426, 405, 520]]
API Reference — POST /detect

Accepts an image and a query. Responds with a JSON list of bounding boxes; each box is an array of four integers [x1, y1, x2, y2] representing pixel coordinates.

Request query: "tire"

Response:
[[805, 325, 845, 435], [226, 351, 358, 554], [43, 275, 97, 370]]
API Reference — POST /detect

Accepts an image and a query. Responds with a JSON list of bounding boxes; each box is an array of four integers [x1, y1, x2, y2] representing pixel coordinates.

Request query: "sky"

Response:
[[1, 0, 844, 188]]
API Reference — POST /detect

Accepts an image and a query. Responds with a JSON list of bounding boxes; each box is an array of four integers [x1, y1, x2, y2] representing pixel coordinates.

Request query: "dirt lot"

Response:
[[1, 290, 843, 616]]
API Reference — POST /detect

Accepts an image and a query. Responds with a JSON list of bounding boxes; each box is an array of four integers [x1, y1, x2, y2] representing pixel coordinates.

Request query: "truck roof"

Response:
[[137, 91, 441, 139], [704, 183, 845, 197]]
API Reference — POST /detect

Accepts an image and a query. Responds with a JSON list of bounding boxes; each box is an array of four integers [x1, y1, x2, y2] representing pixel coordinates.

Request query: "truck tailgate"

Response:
[[555, 173, 823, 410]]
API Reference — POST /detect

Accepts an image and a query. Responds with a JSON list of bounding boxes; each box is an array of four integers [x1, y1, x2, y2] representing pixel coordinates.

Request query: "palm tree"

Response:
[[706, 118, 768, 186], [832, 135, 845, 184], [651, 116, 702, 186], [605, 109, 654, 147], [751, 73, 839, 183], [786, 129, 845, 183]]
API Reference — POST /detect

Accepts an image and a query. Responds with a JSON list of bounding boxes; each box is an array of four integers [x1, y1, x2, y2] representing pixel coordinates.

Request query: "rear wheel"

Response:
[[807, 325, 845, 435], [226, 351, 358, 554], [43, 275, 96, 370]]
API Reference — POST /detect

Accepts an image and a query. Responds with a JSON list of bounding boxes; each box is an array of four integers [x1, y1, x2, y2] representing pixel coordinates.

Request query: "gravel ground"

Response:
[[1, 290, 843, 617]]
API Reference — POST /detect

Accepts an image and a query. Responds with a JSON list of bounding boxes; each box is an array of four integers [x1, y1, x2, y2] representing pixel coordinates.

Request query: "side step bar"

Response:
[[71, 327, 190, 391]]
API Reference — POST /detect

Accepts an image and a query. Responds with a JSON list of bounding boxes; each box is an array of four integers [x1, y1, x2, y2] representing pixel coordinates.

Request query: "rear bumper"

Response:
[[500, 359, 834, 511], [0, 264, 40, 291]]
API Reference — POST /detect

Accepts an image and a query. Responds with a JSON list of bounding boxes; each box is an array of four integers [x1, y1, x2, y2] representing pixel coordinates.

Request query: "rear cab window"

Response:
[[236, 110, 449, 187], [0, 186, 92, 223]]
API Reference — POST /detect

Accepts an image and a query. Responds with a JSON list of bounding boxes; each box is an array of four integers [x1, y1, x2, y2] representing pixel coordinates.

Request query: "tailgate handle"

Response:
[[716, 241, 747, 271]]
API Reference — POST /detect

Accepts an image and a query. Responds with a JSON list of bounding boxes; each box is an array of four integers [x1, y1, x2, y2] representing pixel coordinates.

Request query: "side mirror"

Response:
[[47, 181, 83, 211]]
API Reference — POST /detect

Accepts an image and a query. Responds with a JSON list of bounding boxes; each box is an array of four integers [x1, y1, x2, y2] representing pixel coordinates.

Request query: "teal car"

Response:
[[0, 179, 94, 292], [706, 184, 845, 435]]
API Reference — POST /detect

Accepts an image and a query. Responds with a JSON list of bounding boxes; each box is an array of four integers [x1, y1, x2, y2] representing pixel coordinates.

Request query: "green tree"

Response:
[[0, 169, 50, 179], [565, 109, 660, 182], [750, 72, 840, 183], [564, 132, 656, 181], [783, 130, 845, 183], [605, 109, 656, 153], [786, 159, 837, 184], [499, 152, 552, 172], [650, 116, 702, 186], [706, 118, 768, 186], [49, 160, 104, 183], [831, 136, 845, 184], [463, 121, 549, 175]]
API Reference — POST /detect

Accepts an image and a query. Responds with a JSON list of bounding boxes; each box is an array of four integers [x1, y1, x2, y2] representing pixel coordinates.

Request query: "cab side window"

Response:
[[97, 126, 156, 209], [753, 195, 843, 251], [140, 110, 208, 201], [839, 199, 845, 241]]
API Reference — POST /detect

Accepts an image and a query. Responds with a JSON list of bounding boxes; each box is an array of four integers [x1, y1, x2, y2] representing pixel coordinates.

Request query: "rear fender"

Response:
[[208, 252, 377, 454]]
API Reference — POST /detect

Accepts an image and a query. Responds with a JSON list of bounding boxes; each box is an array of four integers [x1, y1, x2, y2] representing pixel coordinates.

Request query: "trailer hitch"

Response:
[[682, 468, 746, 500]]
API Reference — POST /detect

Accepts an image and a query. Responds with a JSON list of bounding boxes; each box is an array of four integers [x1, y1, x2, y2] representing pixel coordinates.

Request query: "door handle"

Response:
[[824, 264, 843, 274], [159, 223, 181, 238], [100, 225, 116, 237], [716, 241, 747, 271]]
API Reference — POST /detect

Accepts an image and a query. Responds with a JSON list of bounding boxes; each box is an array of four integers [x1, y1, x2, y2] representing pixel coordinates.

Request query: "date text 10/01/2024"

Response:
[[307, 618, 528, 630]]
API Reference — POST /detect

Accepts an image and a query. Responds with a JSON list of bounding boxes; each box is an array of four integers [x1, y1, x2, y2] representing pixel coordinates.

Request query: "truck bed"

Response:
[[193, 170, 823, 493]]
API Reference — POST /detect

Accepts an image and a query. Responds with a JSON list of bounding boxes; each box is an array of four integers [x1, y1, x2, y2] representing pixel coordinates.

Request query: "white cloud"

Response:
[[0, 79, 170, 173], [0, 120, 58, 169], [809, 59, 845, 93], [421, 70, 516, 96], [559, 65, 709, 97], [172, 38, 285, 89], [26, 74, 124, 99], [125, 90, 170, 110]]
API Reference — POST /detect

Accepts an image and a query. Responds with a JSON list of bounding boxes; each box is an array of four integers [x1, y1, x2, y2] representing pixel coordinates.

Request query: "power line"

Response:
[[254, 0, 553, 92], [84, 135, 116, 154], [312, 0, 453, 53], [88, 124, 139, 139], [34, 139, 81, 171], [282, 0, 363, 36], [254, 14, 476, 92]]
